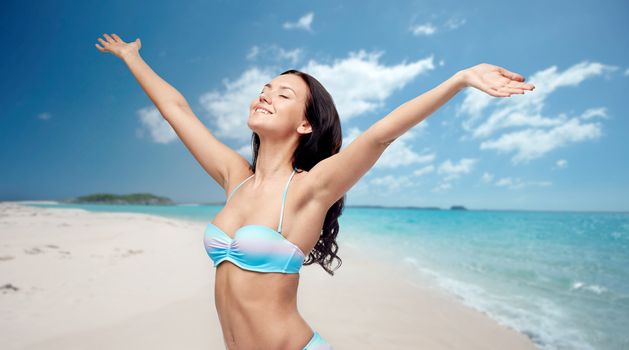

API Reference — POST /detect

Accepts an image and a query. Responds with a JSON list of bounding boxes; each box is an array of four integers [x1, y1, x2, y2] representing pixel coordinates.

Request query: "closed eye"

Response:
[[259, 87, 289, 99]]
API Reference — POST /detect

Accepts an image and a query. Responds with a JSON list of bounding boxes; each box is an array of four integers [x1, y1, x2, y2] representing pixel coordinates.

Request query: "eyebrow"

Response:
[[264, 83, 297, 95]]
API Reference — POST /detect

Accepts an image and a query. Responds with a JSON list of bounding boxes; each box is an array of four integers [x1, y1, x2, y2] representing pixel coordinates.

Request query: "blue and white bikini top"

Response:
[[203, 168, 306, 274]]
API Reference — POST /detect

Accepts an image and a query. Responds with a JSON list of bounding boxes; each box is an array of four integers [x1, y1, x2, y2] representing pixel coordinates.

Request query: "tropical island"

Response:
[[450, 205, 467, 210], [65, 193, 175, 205]]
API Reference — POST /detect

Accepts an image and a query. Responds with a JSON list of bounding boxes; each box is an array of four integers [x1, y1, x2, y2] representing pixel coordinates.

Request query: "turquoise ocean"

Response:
[[25, 202, 629, 350]]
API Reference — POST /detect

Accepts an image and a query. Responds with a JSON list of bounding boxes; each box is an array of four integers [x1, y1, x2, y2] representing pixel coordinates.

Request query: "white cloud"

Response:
[[377, 124, 433, 169], [200, 49, 434, 147], [493, 177, 552, 190], [338, 124, 434, 194], [410, 17, 465, 37], [444, 18, 466, 30], [458, 61, 617, 133], [470, 108, 565, 139], [457, 87, 493, 122], [414, 164, 435, 177], [136, 106, 178, 144], [246, 46, 260, 60], [302, 50, 435, 120], [235, 143, 253, 162], [479, 118, 603, 164], [431, 158, 477, 192], [555, 159, 568, 169], [199, 67, 275, 141], [398, 121, 429, 141], [579, 107, 608, 120], [495, 177, 521, 189], [437, 158, 478, 181], [370, 174, 415, 191], [341, 126, 362, 147], [341, 125, 434, 169], [37, 112, 51, 121], [481, 171, 494, 183], [481, 172, 552, 190], [432, 181, 452, 192], [246, 45, 303, 65], [410, 23, 437, 36], [277, 48, 303, 64], [456, 61, 616, 163], [624, 67, 629, 76], [283, 12, 314, 32], [378, 143, 435, 169], [201, 51, 435, 142]]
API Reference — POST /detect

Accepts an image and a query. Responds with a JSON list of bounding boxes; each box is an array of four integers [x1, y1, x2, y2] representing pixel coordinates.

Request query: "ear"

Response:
[[297, 120, 312, 135]]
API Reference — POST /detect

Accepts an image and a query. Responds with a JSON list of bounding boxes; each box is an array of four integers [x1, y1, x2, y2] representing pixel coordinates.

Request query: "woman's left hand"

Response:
[[458, 63, 536, 97]]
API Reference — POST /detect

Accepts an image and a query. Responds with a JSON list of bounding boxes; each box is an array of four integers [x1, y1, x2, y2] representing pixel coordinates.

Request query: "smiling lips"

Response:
[[254, 105, 273, 115]]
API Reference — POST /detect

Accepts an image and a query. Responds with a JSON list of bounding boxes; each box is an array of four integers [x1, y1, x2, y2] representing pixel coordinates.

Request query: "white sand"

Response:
[[0, 202, 538, 349]]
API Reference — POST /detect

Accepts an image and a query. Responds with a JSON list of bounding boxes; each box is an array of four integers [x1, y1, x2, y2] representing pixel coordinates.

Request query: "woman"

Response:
[[95, 33, 535, 350]]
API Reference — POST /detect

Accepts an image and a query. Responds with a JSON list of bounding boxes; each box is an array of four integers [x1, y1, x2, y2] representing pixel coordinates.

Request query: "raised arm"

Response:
[[307, 64, 535, 209], [95, 33, 250, 193]]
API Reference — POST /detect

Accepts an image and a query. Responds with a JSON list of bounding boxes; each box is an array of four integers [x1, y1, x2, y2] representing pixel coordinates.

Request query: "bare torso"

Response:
[[211, 169, 327, 350]]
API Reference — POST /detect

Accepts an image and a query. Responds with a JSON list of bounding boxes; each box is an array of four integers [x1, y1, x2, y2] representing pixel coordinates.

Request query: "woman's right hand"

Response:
[[95, 33, 141, 60]]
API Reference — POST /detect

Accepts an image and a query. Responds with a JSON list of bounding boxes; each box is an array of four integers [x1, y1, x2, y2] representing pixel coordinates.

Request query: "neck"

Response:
[[253, 136, 296, 182]]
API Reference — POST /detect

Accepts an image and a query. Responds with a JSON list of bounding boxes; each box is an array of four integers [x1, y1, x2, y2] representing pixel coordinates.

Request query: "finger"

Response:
[[500, 86, 525, 94], [502, 81, 536, 95], [478, 80, 500, 96], [499, 68, 525, 81], [480, 80, 510, 97], [97, 37, 108, 47], [502, 69, 525, 81], [488, 80, 514, 93], [95, 43, 105, 51], [496, 76, 513, 87], [489, 87, 511, 97], [507, 81, 535, 91], [111, 33, 123, 43], [103, 33, 115, 43]]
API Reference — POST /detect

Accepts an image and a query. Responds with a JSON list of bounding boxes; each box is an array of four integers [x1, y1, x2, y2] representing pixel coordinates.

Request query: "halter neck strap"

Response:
[[277, 168, 297, 233]]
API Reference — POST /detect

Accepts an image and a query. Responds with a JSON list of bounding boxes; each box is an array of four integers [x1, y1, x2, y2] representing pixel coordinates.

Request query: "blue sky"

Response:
[[1, 0, 628, 211]]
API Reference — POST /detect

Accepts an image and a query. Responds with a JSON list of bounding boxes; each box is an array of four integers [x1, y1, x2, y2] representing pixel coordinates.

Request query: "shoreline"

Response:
[[16, 200, 626, 214], [0, 201, 539, 349]]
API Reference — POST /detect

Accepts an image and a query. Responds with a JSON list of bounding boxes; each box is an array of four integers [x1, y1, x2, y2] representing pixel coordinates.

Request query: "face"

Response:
[[247, 74, 311, 137]]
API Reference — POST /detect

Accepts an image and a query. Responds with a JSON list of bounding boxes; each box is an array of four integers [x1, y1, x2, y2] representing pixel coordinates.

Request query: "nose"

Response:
[[259, 92, 271, 104]]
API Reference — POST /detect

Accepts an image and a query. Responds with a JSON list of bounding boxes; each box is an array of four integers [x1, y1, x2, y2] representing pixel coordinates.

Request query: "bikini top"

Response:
[[203, 168, 306, 274]]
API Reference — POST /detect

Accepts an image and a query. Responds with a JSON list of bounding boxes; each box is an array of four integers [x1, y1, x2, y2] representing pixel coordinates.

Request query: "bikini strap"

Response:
[[277, 168, 297, 233], [226, 173, 254, 202]]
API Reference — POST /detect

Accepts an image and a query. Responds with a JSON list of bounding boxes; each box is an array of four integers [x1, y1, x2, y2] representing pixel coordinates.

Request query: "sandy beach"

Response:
[[0, 201, 538, 349]]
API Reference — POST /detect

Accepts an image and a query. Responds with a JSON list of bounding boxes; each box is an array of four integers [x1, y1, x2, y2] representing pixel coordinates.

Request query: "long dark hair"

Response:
[[250, 69, 344, 276]]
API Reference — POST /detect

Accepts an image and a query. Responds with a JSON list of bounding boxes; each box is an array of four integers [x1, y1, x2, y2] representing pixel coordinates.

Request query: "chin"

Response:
[[247, 117, 268, 134]]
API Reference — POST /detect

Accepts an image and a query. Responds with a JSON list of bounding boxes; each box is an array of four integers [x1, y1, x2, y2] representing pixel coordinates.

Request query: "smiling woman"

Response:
[[95, 32, 534, 349]]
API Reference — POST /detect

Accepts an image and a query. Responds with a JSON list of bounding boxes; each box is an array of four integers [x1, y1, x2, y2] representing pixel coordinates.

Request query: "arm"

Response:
[[96, 33, 250, 192], [308, 64, 535, 209]]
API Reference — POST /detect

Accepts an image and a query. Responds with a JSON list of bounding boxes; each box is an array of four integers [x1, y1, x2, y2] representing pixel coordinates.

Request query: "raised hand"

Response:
[[95, 33, 141, 60], [460, 63, 535, 97]]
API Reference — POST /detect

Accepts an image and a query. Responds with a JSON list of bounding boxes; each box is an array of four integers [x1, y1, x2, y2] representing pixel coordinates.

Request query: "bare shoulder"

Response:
[[224, 161, 254, 197]]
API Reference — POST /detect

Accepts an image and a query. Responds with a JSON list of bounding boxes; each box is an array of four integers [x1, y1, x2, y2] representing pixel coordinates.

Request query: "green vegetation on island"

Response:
[[67, 193, 175, 205], [450, 205, 467, 210]]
